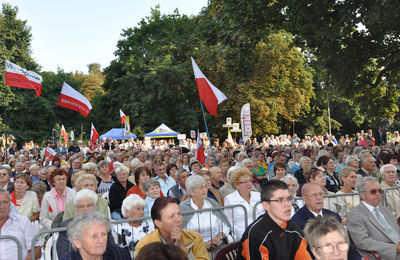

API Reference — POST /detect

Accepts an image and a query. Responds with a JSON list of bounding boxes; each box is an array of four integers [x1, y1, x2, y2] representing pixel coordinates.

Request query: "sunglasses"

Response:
[[367, 189, 383, 195]]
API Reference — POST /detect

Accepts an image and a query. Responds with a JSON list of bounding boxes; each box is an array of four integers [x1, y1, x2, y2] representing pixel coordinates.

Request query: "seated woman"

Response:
[[304, 215, 350, 260], [96, 160, 114, 196], [112, 194, 154, 258], [40, 168, 76, 229], [272, 163, 287, 180], [294, 156, 312, 186], [282, 174, 304, 217], [60, 211, 130, 260], [224, 167, 265, 240], [63, 174, 110, 221], [143, 178, 162, 216], [335, 166, 360, 222], [126, 167, 152, 199], [0, 165, 14, 193], [180, 175, 232, 255], [109, 165, 134, 220], [11, 173, 40, 221]]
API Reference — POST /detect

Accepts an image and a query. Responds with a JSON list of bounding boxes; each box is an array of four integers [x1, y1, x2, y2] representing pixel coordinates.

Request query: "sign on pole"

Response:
[[241, 103, 252, 141], [190, 130, 196, 139], [177, 134, 186, 140]]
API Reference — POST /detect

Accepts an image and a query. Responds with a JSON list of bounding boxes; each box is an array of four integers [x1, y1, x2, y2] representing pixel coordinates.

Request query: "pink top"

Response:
[[52, 187, 67, 213]]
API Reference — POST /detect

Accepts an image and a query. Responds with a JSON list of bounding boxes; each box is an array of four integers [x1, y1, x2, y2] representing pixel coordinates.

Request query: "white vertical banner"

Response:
[[241, 103, 252, 141]]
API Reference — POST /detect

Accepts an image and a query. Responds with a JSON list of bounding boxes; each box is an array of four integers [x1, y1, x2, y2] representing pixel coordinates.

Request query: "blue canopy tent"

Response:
[[144, 123, 180, 138], [100, 128, 137, 140]]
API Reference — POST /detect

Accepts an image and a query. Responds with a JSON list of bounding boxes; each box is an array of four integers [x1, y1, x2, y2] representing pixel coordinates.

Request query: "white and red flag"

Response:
[[90, 123, 99, 144], [57, 82, 92, 117], [44, 147, 57, 159], [5, 60, 42, 96], [119, 109, 126, 126], [191, 57, 227, 117], [196, 129, 205, 165], [60, 124, 68, 145]]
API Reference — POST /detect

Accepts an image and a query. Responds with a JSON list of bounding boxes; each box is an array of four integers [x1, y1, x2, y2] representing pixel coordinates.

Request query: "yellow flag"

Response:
[[124, 116, 131, 136]]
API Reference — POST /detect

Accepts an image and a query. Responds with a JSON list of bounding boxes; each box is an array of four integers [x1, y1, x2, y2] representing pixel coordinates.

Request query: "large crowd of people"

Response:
[[0, 127, 400, 259]]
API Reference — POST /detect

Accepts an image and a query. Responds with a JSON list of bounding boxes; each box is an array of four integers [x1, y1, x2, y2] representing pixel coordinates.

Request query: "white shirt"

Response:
[[0, 213, 43, 260], [186, 199, 230, 242], [362, 201, 387, 223], [223, 190, 265, 240], [16, 191, 40, 218]]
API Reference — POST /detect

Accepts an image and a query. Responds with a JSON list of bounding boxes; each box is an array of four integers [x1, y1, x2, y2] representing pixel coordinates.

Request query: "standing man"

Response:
[[374, 126, 387, 146], [237, 180, 311, 260], [154, 163, 176, 195]]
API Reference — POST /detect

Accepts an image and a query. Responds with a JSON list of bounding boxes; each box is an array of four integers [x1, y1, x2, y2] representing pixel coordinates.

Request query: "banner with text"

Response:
[[241, 103, 252, 142]]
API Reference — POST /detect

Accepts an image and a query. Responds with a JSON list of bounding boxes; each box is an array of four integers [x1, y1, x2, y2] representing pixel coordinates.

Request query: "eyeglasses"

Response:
[[367, 189, 383, 195], [318, 242, 349, 254], [267, 196, 293, 204]]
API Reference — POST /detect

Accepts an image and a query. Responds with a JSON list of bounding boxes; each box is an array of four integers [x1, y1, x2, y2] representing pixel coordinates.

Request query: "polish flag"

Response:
[[61, 124, 68, 145], [196, 129, 205, 165], [5, 60, 42, 96], [44, 147, 57, 159], [191, 57, 227, 117], [90, 123, 99, 144], [119, 109, 126, 126], [57, 82, 92, 117]]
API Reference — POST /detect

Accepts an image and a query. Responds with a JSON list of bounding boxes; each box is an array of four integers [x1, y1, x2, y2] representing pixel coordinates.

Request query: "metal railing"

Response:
[[382, 186, 400, 218], [0, 235, 23, 260]]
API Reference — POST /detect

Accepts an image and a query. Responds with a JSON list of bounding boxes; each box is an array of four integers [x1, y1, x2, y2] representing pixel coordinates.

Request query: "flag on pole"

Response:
[[196, 129, 205, 165], [191, 57, 227, 117], [5, 60, 42, 96], [124, 116, 131, 136], [90, 123, 99, 144], [60, 124, 68, 145], [119, 109, 126, 126], [227, 127, 234, 145], [44, 147, 57, 159], [57, 82, 92, 117]]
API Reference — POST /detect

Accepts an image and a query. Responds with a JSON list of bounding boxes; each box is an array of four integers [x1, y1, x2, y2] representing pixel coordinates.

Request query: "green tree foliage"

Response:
[[101, 8, 209, 135], [81, 63, 105, 101]]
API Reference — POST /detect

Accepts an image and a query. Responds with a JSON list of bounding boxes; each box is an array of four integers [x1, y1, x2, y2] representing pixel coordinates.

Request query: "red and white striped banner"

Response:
[[5, 60, 42, 96], [57, 82, 92, 117]]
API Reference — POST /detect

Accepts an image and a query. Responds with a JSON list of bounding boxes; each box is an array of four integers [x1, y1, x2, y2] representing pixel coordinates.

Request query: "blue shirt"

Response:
[[155, 175, 176, 195]]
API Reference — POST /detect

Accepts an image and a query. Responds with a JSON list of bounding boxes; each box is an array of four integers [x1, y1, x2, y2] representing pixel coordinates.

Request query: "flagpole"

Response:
[[200, 100, 216, 166], [1, 60, 7, 162]]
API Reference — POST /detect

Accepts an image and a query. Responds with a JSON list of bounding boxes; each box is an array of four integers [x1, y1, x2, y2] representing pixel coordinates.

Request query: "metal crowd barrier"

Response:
[[382, 186, 400, 218], [0, 235, 23, 260], [31, 204, 247, 260]]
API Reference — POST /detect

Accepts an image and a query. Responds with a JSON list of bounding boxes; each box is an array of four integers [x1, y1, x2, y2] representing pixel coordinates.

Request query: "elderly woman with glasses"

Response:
[[304, 215, 350, 260], [112, 194, 154, 258], [180, 175, 232, 254], [63, 174, 110, 221], [224, 167, 265, 240], [0, 165, 14, 194]]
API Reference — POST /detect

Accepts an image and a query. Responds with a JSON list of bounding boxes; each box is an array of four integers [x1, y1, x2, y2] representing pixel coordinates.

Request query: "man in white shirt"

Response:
[[0, 188, 42, 260]]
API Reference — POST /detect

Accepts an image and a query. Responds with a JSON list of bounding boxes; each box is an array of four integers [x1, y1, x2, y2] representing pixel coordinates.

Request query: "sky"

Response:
[[4, 0, 209, 73]]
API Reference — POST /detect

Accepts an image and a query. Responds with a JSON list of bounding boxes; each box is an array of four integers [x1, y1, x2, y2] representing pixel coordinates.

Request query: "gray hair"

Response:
[[97, 160, 108, 168], [67, 211, 110, 248], [31, 182, 47, 196], [345, 155, 358, 165], [359, 176, 379, 193], [240, 158, 252, 167], [185, 175, 206, 194], [281, 174, 299, 191], [130, 158, 144, 169], [121, 194, 146, 218], [359, 152, 372, 164], [304, 215, 349, 250], [226, 166, 238, 184], [175, 168, 188, 180], [114, 164, 129, 175], [0, 165, 11, 175], [380, 164, 397, 175], [143, 178, 160, 192], [73, 189, 98, 207], [299, 156, 312, 166], [81, 162, 99, 175]]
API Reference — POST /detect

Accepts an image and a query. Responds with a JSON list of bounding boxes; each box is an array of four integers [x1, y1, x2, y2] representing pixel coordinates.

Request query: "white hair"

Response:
[[114, 164, 129, 175], [73, 189, 98, 207], [185, 175, 206, 194], [380, 164, 397, 175], [122, 194, 146, 218]]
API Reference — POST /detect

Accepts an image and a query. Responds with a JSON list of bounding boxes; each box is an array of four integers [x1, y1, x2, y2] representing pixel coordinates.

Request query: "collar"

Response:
[[362, 201, 377, 213], [307, 207, 323, 217], [52, 187, 66, 198]]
